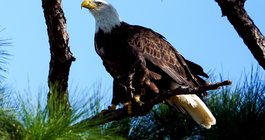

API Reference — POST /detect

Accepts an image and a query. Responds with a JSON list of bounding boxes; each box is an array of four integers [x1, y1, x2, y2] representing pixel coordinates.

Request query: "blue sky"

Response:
[[0, 0, 264, 100]]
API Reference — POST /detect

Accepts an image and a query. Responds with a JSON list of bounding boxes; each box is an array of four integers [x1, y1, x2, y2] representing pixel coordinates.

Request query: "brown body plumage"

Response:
[[95, 22, 206, 103]]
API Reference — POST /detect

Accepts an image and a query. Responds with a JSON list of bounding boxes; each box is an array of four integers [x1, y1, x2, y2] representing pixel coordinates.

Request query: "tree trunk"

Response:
[[42, 0, 75, 114], [216, 0, 265, 70]]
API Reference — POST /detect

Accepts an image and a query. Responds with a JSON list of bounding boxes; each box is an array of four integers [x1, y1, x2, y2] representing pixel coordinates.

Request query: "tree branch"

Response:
[[42, 0, 75, 112], [73, 80, 232, 128], [215, 0, 265, 70]]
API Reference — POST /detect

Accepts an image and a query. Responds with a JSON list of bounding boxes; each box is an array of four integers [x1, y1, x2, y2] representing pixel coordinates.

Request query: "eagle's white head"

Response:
[[81, 0, 121, 33]]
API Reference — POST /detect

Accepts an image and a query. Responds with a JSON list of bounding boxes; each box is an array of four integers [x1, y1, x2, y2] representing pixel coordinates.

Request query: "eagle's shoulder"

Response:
[[111, 22, 206, 87], [117, 23, 192, 85]]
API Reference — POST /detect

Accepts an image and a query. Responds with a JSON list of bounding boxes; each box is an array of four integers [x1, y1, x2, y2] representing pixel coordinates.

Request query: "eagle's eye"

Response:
[[95, 2, 103, 7]]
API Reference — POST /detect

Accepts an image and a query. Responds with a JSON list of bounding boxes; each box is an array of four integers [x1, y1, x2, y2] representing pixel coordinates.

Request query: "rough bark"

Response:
[[73, 80, 231, 128], [42, 0, 75, 113], [216, 0, 265, 70]]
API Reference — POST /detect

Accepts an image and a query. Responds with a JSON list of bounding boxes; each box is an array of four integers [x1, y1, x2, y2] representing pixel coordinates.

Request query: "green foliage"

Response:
[[128, 104, 198, 140], [102, 118, 131, 138], [0, 87, 5, 108], [0, 30, 10, 107], [0, 29, 19, 139], [0, 88, 126, 140], [200, 68, 265, 139], [0, 30, 10, 78], [0, 109, 25, 139]]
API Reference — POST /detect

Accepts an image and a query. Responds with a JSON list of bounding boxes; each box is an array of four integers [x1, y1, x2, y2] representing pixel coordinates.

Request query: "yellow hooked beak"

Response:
[[81, 0, 97, 9]]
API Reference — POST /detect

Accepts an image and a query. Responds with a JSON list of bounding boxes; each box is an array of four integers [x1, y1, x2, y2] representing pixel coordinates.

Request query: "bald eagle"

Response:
[[81, 0, 216, 129]]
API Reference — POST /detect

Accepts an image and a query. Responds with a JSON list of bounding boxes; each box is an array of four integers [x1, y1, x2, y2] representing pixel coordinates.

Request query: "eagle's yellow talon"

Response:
[[99, 104, 117, 116], [134, 95, 143, 106], [108, 104, 116, 111]]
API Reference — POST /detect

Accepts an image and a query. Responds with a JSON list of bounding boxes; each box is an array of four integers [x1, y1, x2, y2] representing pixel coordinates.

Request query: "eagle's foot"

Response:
[[100, 104, 117, 115], [108, 104, 117, 111], [134, 95, 143, 106], [123, 101, 132, 114]]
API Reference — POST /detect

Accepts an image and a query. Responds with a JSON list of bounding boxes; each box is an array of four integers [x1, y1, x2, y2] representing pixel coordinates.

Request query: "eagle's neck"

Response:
[[94, 7, 121, 33]]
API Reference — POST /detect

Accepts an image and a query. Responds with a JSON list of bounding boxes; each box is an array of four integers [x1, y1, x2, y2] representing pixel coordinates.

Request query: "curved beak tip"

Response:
[[81, 0, 96, 10]]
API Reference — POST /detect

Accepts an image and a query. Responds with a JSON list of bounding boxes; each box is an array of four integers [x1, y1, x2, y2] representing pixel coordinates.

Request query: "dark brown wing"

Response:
[[184, 59, 209, 78], [126, 25, 201, 87]]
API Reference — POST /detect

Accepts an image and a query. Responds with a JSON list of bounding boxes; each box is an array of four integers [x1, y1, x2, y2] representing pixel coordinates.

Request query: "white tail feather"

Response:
[[166, 94, 216, 129]]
